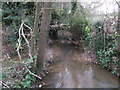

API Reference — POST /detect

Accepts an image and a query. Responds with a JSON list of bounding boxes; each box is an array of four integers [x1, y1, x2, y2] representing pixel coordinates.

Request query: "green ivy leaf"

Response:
[[25, 74, 31, 80], [33, 55, 37, 59], [28, 65, 32, 69]]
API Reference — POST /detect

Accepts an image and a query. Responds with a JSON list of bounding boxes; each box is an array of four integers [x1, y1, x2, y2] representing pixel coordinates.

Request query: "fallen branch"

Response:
[[25, 67, 42, 80], [0, 81, 10, 88]]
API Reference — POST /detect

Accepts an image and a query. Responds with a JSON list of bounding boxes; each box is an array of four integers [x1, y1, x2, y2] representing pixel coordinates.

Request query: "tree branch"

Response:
[[0, 81, 10, 88], [22, 22, 33, 60], [16, 22, 24, 61], [25, 67, 42, 80]]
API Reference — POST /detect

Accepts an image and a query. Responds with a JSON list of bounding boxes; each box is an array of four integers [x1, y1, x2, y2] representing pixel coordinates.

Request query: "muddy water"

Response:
[[43, 42, 118, 88]]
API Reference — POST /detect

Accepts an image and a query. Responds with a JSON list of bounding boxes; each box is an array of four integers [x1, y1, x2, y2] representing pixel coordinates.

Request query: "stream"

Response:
[[43, 40, 118, 88]]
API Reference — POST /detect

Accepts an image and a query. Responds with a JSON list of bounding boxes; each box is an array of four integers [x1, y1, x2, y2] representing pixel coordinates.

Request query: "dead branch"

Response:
[[0, 81, 10, 88], [17, 21, 33, 61], [23, 23, 33, 37], [21, 22, 33, 60], [25, 67, 42, 80], [17, 22, 24, 61]]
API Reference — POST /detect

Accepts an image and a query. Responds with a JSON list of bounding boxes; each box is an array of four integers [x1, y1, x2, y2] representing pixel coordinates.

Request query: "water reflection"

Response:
[[43, 43, 118, 88]]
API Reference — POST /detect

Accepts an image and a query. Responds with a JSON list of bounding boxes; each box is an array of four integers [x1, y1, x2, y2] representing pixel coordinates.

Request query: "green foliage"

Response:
[[19, 73, 36, 88], [96, 34, 118, 69], [3, 57, 38, 88], [94, 21, 104, 30], [68, 10, 91, 41], [51, 10, 61, 20], [2, 2, 35, 57], [51, 7, 68, 24], [88, 21, 119, 76], [68, 13, 88, 27], [92, 21, 104, 51], [2, 2, 35, 27], [71, 1, 77, 15], [2, 2, 35, 43], [97, 49, 112, 68], [0, 8, 2, 23], [1, 72, 6, 80], [83, 23, 91, 38], [112, 69, 118, 75]]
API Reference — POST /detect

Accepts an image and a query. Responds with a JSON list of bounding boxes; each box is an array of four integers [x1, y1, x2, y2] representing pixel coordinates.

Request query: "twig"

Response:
[[25, 67, 42, 80], [0, 81, 10, 88]]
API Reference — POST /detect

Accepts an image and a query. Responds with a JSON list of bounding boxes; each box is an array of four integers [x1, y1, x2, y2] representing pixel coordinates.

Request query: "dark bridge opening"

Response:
[[49, 24, 60, 40], [49, 24, 68, 40], [49, 29, 58, 40]]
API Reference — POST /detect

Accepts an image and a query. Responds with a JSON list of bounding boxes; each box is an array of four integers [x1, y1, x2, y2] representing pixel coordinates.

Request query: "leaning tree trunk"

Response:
[[31, 2, 41, 57], [36, 2, 51, 73]]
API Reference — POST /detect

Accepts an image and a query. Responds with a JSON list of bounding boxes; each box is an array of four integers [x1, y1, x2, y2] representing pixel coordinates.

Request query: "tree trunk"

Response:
[[0, 24, 2, 61], [36, 2, 51, 73], [117, 2, 120, 52], [0, 23, 2, 83], [31, 2, 41, 57]]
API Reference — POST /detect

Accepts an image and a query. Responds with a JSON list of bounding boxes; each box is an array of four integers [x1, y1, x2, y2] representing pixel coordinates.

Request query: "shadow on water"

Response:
[[43, 41, 118, 88]]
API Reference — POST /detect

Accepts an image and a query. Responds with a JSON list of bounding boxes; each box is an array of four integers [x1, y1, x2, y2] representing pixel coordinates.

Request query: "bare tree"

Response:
[[36, 2, 51, 73]]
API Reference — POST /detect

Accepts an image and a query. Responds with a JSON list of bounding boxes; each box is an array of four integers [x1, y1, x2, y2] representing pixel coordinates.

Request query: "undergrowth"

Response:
[[2, 56, 45, 88]]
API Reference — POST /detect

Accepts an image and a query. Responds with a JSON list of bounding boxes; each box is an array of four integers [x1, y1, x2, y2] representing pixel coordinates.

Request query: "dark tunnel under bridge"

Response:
[[49, 24, 68, 40]]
